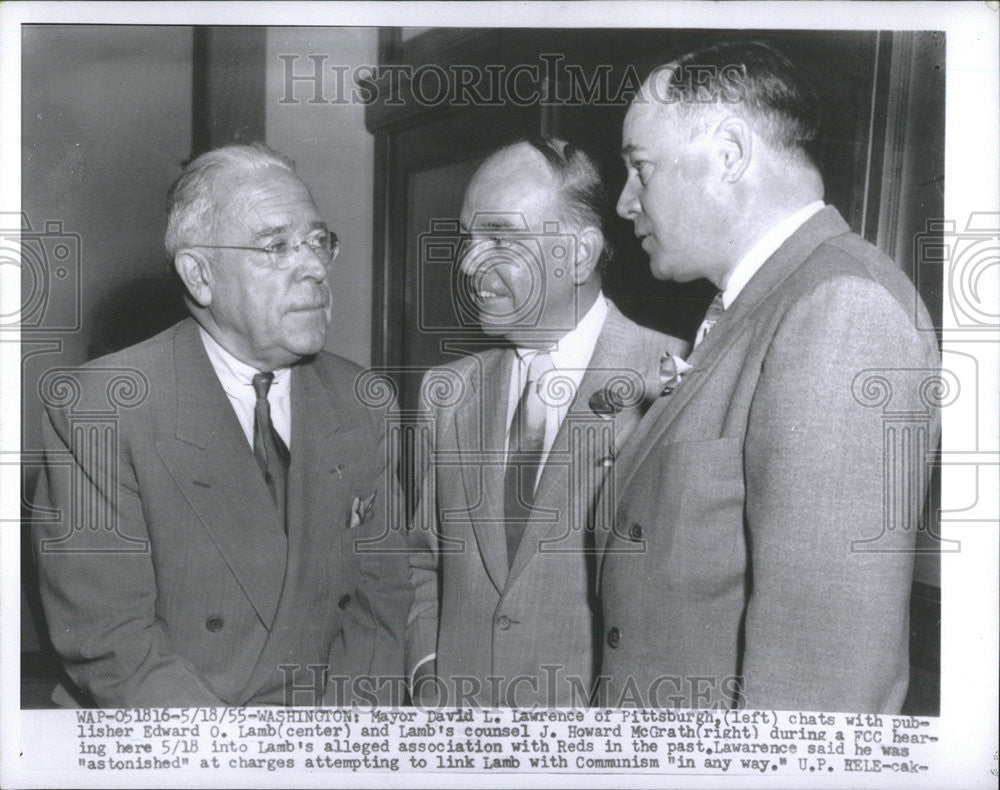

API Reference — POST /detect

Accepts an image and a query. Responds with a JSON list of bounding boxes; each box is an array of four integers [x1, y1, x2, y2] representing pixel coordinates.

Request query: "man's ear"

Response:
[[572, 226, 604, 284], [714, 116, 752, 184], [174, 250, 214, 308]]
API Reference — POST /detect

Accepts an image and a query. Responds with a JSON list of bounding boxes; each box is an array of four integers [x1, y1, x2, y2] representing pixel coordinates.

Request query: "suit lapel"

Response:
[[155, 320, 286, 628], [506, 304, 654, 587], [286, 361, 345, 550], [597, 207, 854, 567], [457, 350, 511, 594], [238, 358, 350, 703]]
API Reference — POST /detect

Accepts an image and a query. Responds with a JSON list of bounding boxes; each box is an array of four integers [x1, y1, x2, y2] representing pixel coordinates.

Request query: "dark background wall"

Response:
[[21, 25, 194, 656]]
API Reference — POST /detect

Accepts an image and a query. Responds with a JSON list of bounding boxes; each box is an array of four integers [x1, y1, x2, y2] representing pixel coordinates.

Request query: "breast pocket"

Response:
[[622, 437, 746, 595]]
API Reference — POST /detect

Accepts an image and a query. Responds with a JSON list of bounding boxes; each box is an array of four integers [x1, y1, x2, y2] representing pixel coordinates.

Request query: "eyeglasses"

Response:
[[188, 229, 340, 269]]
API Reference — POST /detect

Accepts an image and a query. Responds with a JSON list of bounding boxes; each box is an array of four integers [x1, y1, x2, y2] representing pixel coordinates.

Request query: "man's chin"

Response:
[[648, 255, 692, 283], [282, 328, 329, 362], [476, 319, 510, 337]]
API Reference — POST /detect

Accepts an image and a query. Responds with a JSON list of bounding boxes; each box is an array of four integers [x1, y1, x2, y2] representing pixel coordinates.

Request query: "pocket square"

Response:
[[348, 491, 377, 529]]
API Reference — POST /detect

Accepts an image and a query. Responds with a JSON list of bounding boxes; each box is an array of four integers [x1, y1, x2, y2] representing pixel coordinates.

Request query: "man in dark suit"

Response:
[[407, 137, 687, 706], [598, 42, 940, 711], [33, 143, 411, 707]]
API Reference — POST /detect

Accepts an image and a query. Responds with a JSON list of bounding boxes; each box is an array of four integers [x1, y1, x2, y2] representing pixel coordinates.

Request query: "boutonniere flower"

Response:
[[588, 387, 625, 419], [348, 491, 377, 529], [659, 353, 693, 395]]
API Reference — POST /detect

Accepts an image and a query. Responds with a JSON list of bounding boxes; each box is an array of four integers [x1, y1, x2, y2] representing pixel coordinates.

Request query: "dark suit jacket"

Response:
[[408, 302, 686, 706], [597, 208, 941, 712], [32, 318, 412, 707]]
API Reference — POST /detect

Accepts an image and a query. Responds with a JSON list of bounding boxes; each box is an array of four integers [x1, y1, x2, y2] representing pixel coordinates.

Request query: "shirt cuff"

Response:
[[410, 652, 436, 694]]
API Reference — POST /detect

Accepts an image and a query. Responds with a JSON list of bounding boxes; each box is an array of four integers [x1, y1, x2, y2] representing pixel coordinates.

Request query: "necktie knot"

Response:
[[519, 351, 554, 431], [252, 371, 274, 400]]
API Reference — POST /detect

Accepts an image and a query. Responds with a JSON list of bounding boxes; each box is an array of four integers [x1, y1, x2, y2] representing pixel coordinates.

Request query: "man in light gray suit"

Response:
[[598, 41, 940, 711], [407, 137, 687, 706]]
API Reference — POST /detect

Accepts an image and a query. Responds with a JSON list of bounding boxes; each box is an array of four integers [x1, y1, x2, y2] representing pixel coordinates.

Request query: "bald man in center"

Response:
[[406, 137, 687, 707]]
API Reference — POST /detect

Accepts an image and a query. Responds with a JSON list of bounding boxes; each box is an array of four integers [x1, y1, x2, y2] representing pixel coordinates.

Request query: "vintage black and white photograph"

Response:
[[1, 2, 996, 788]]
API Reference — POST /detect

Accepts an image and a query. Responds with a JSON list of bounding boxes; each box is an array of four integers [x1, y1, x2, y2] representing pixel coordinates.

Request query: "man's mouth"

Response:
[[470, 278, 508, 301], [290, 298, 330, 312]]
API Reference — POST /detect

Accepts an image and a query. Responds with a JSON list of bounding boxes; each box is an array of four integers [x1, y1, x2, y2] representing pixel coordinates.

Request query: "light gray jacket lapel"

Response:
[[456, 349, 512, 594], [506, 303, 665, 587]]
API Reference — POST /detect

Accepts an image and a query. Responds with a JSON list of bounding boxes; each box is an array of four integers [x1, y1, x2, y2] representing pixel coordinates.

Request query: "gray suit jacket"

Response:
[[407, 302, 686, 706], [597, 208, 941, 712], [33, 318, 412, 707]]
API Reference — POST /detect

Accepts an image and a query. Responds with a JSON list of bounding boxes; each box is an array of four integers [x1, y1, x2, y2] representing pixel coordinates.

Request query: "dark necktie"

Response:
[[503, 352, 552, 567], [694, 292, 725, 348], [252, 372, 290, 526]]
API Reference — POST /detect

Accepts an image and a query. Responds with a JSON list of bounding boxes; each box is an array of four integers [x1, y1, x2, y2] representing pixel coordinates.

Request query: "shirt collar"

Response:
[[198, 326, 290, 396], [721, 200, 825, 309], [515, 292, 608, 374]]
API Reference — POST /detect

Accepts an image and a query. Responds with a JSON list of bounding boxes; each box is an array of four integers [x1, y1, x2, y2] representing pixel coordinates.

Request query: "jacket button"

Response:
[[628, 523, 643, 541], [496, 615, 511, 631], [205, 616, 224, 632], [338, 594, 351, 610], [607, 627, 621, 648]]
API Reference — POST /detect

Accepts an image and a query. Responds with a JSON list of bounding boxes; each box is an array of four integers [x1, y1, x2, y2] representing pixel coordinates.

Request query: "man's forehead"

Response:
[[221, 165, 309, 199], [621, 102, 660, 152], [461, 150, 557, 225], [218, 168, 318, 225], [477, 145, 553, 187]]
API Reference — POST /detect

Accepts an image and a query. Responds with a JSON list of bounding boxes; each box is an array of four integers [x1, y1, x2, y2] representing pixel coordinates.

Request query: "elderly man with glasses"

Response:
[[32, 143, 412, 708]]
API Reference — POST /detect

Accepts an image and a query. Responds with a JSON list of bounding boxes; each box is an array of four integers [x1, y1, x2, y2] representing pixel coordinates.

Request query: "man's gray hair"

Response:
[[522, 136, 614, 267], [164, 143, 295, 259]]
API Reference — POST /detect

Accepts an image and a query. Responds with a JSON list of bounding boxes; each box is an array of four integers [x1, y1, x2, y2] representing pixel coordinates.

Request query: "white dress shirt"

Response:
[[721, 201, 825, 308], [505, 293, 609, 482], [198, 327, 292, 449]]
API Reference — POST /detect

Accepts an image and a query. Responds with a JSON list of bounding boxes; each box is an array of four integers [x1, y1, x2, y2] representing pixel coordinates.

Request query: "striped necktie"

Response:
[[252, 372, 290, 528]]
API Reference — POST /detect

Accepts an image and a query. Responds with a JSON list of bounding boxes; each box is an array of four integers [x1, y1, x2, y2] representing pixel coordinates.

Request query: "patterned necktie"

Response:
[[694, 292, 725, 348], [252, 372, 290, 527], [503, 352, 553, 567]]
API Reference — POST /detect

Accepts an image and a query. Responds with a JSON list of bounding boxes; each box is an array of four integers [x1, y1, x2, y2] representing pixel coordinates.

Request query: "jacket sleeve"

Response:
[[740, 276, 940, 712], [32, 402, 225, 708], [405, 372, 443, 680]]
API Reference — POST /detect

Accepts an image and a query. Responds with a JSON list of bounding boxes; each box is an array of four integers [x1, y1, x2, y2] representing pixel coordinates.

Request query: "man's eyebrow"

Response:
[[253, 220, 327, 240], [470, 219, 518, 231], [621, 144, 643, 158], [252, 224, 291, 240]]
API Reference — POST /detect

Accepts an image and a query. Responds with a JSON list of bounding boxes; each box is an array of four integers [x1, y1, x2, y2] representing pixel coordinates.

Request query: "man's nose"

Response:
[[293, 243, 329, 281], [616, 179, 639, 220]]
